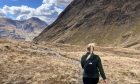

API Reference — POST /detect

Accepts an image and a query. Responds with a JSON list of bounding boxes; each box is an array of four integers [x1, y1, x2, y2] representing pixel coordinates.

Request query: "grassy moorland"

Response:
[[0, 39, 140, 84]]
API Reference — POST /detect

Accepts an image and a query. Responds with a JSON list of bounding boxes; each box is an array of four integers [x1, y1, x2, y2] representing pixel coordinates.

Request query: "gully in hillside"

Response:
[[81, 43, 107, 84]]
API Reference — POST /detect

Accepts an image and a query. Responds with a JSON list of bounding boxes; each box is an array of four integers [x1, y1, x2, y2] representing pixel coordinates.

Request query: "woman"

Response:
[[81, 43, 107, 84]]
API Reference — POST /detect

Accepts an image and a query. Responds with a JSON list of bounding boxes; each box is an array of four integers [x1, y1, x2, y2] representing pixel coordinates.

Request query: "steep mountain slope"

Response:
[[34, 0, 140, 49], [0, 17, 47, 41]]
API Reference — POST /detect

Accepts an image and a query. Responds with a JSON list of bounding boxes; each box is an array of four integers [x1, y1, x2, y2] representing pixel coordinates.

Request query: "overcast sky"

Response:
[[0, 0, 72, 24]]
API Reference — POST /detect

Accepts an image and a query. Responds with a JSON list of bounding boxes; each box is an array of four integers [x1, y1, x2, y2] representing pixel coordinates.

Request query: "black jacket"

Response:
[[81, 52, 106, 80]]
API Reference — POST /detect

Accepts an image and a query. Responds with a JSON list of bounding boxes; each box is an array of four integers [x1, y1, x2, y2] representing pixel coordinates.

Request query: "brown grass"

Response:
[[0, 39, 140, 84]]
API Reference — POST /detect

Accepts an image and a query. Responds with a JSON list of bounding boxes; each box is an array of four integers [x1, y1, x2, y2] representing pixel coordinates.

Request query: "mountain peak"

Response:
[[27, 17, 47, 25]]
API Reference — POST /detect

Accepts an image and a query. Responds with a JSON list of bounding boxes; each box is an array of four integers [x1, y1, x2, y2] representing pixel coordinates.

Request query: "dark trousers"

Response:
[[83, 77, 99, 84]]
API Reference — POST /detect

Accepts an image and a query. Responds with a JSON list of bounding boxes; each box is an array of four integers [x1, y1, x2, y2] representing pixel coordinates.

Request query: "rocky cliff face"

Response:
[[0, 17, 47, 41], [34, 0, 140, 49]]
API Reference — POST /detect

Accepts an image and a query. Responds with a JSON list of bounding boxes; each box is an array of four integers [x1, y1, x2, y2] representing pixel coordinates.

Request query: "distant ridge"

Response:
[[0, 17, 48, 41]]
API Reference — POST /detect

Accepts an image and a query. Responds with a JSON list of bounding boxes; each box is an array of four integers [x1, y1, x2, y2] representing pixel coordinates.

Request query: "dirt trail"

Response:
[[0, 39, 140, 84]]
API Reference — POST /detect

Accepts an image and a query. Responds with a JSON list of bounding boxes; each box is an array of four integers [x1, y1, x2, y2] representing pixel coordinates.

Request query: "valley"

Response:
[[1, 0, 140, 84], [0, 39, 139, 84]]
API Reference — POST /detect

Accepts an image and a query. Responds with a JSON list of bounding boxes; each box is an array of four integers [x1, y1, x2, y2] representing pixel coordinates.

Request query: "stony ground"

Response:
[[0, 39, 140, 84]]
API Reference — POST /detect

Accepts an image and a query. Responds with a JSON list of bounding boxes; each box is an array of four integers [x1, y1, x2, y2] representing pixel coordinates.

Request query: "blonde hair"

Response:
[[87, 43, 96, 53]]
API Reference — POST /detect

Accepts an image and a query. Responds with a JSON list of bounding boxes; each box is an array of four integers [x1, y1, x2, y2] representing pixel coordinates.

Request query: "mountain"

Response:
[[0, 17, 48, 41], [34, 0, 140, 49]]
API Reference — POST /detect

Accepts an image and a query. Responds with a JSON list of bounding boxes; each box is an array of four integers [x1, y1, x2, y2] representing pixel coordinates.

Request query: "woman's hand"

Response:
[[103, 79, 107, 84]]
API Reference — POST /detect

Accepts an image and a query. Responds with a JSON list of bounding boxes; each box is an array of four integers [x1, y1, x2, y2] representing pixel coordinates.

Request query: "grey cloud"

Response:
[[0, 9, 6, 17], [3, 5, 34, 16], [43, 0, 73, 6]]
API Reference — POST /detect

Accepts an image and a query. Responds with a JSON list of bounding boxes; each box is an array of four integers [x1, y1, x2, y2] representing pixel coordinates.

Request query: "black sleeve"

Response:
[[81, 55, 85, 69], [97, 56, 106, 80]]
